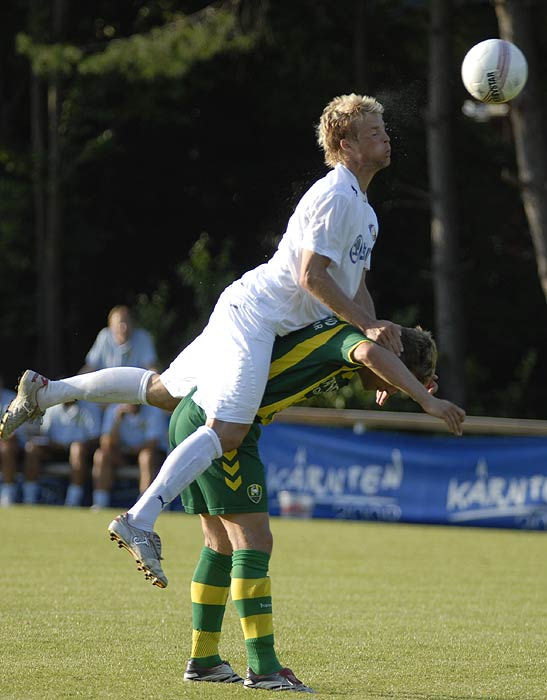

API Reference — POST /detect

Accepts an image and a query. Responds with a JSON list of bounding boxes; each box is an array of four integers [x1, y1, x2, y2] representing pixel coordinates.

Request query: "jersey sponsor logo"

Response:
[[312, 316, 340, 331], [247, 483, 263, 504], [310, 376, 343, 396], [349, 234, 372, 265]]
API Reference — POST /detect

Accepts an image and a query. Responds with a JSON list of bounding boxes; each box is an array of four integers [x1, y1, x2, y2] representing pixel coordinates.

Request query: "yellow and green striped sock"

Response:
[[190, 546, 232, 668], [231, 549, 282, 675]]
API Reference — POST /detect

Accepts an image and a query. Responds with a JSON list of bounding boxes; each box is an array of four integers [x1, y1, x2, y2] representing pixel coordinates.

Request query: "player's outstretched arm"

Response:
[[354, 341, 465, 435], [419, 394, 466, 436]]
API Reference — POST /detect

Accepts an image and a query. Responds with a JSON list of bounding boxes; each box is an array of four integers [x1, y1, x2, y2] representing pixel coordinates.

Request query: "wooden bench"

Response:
[[42, 461, 140, 480]]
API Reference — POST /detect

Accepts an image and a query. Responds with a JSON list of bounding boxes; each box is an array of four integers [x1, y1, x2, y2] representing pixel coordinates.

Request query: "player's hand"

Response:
[[375, 389, 390, 406], [376, 373, 439, 407], [426, 374, 439, 395], [364, 321, 403, 355], [423, 396, 466, 436]]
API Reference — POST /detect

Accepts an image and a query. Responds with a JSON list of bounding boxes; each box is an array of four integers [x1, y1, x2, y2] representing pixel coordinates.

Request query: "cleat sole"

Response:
[[108, 530, 167, 589]]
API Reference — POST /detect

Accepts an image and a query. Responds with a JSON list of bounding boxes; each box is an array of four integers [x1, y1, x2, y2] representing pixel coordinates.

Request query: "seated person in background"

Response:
[[92, 403, 168, 509], [0, 376, 21, 507], [80, 305, 158, 373], [24, 400, 102, 506]]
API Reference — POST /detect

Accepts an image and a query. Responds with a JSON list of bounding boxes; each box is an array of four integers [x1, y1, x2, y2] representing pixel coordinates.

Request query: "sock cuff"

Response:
[[232, 549, 271, 578], [192, 546, 233, 587], [201, 546, 233, 573], [196, 425, 223, 460], [138, 370, 155, 405]]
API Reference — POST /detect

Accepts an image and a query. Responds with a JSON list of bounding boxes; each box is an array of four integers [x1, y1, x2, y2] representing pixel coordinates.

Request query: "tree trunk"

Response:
[[42, 0, 66, 376], [44, 75, 62, 376], [30, 69, 47, 365], [426, 0, 466, 404], [494, 0, 547, 307]]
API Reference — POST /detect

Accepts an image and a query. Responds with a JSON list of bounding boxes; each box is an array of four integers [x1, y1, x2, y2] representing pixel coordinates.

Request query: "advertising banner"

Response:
[[260, 423, 547, 530]]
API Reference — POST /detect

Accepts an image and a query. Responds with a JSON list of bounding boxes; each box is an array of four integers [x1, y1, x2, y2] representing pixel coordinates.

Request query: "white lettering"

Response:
[[506, 478, 527, 506], [360, 465, 382, 494], [381, 450, 404, 489], [446, 478, 470, 510], [266, 447, 405, 498], [529, 475, 544, 500], [447, 474, 547, 512]]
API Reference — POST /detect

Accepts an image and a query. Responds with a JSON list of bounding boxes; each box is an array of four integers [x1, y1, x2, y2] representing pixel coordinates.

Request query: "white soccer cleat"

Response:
[[0, 370, 48, 440], [183, 659, 243, 683], [108, 513, 168, 588], [244, 667, 315, 692]]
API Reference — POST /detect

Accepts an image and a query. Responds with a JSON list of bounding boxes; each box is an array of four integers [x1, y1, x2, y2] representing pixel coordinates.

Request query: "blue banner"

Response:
[[260, 423, 547, 530]]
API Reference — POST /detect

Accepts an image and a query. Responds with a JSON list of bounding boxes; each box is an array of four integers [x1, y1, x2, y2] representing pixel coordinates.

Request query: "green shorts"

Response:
[[169, 391, 269, 515]]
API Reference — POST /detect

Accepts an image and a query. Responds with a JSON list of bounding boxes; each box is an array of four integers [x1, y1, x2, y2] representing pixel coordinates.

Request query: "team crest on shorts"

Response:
[[247, 484, 263, 504]]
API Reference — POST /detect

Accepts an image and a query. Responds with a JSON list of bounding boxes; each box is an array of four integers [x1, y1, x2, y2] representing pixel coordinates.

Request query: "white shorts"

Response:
[[161, 286, 275, 424], [160, 337, 202, 399]]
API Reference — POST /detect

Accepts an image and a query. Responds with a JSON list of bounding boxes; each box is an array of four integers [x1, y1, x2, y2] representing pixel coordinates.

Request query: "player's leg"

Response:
[[182, 424, 311, 690], [0, 368, 159, 440], [109, 294, 275, 587], [124, 298, 274, 531], [220, 512, 279, 675], [125, 423, 225, 530], [180, 429, 267, 683], [183, 515, 243, 684], [225, 513, 313, 692], [108, 390, 217, 589], [145, 373, 180, 411]]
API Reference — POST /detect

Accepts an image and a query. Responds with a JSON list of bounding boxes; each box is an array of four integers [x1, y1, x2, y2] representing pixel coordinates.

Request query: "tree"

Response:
[[16, 0, 255, 376], [427, 0, 465, 405], [494, 0, 547, 308]]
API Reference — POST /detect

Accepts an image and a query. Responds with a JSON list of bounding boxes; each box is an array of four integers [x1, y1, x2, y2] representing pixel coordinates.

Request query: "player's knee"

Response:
[[146, 374, 179, 412], [258, 528, 273, 553], [208, 420, 250, 453], [220, 434, 244, 453]]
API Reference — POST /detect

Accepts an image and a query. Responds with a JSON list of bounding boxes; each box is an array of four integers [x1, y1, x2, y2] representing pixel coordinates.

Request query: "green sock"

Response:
[[190, 546, 232, 668], [231, 549, 282, 675]]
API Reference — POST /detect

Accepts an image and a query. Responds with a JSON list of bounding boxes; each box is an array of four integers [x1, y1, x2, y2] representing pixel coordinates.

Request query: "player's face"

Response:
[[347, 114, 391, 170], [110, 310, 133, 345], [359, 370, 397, 396]]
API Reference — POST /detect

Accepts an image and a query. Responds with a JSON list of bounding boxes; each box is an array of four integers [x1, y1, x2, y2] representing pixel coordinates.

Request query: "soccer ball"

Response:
[[461, 39, 528, 103]]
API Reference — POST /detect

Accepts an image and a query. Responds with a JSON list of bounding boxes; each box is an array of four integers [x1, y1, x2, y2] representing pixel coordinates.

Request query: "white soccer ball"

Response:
[[461, 38, 528, 103]]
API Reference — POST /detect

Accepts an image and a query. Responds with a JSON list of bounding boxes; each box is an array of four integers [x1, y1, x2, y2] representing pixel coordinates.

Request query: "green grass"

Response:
[[1, 507, 546, 699]]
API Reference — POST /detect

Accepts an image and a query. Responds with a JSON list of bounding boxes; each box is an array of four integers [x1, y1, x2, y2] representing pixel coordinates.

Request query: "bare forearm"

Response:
[[299, 248, 402, 353], [301, 266, 376, 332], [352, 278, 376, 319], [354, 343, 466, 436], [359, 344, 431, 407]]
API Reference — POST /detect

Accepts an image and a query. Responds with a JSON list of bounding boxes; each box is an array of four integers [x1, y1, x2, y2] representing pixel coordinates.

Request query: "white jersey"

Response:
[[228, 163, 379, 336], [162, 163, 379, 422]]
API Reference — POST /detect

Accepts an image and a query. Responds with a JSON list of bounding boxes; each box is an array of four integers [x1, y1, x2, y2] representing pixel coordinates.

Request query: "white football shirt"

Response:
[[230, 163, 379, 335]]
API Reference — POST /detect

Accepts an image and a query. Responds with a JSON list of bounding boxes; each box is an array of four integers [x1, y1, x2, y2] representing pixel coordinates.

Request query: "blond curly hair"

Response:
[[316, 93, 384, 168]]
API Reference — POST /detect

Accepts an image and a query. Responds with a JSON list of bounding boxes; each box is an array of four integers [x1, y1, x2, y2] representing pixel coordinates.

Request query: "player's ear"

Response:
[[340, 138, 354, 154]]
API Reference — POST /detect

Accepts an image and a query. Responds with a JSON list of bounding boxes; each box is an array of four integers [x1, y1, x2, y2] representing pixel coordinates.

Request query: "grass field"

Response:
[[1, 506, 546, 699]]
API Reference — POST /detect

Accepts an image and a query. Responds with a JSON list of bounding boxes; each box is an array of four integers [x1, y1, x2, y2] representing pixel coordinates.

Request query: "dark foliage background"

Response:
[[0, 0, 545, 418]]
